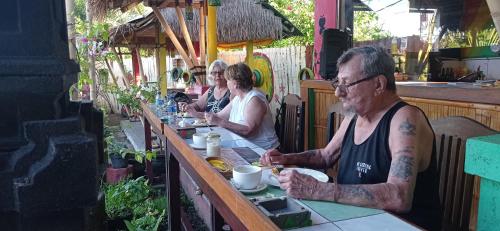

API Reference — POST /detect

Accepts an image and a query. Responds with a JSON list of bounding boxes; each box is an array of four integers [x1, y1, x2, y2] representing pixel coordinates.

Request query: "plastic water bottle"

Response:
[[155, 91, 164, 107], [165, 95, 177, 124], [155, 91, 164, 115]]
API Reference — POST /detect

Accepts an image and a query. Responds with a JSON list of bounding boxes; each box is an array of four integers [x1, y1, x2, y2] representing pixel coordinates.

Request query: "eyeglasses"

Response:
[[210, 71, 224, 76], [331, 74, 380, 93]]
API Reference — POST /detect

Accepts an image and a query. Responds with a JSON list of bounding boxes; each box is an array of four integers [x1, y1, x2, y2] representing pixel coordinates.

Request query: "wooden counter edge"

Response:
[[163, 125, 280, 231]]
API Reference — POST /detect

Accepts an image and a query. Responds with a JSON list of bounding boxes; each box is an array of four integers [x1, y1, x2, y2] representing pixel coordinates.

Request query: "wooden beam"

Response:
[[104, 57, 118, 86], [111, 46, 130, 89], [156, 1, 202, 9], [153, 7, 194, 68], [175, 6, 199, 66], [199, 5, 206, 66]]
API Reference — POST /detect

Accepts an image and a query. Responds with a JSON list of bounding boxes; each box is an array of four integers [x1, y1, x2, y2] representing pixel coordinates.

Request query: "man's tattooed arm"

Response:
[[399, 119, 416, 136]]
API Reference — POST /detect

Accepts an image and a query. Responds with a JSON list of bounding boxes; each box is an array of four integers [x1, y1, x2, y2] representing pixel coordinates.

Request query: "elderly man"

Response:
[[261, 46, 441, 230]]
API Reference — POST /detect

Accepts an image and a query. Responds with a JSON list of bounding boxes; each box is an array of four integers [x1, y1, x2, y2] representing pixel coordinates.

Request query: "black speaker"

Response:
[[319, 29, 350, 79]]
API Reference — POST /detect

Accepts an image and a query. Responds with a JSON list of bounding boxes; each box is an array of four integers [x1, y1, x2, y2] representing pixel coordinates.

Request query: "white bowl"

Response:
[[192, 133, 207, 148]]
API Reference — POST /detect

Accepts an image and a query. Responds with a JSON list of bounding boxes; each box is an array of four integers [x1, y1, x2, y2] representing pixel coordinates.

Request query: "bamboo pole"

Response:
[[245, 40, 254, 68], [175, 7, 199, 66], [207, 4, 218, 65], [135, 47, 147, 85], [104, 57, 118, 86], [111, 46, 130, 89], [199, 5, 206, 66], [159, 33, 167, 96], [153, 7, 194, 68]]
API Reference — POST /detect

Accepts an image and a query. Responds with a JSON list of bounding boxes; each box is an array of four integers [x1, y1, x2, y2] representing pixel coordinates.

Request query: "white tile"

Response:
[[334, 213, 420, 231], [291, 223, 342, 231]]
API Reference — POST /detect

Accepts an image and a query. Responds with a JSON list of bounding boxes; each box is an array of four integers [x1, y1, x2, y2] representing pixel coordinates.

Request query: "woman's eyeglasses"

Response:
[[210, 71, 224, 76], [331, 74, 380, 93]]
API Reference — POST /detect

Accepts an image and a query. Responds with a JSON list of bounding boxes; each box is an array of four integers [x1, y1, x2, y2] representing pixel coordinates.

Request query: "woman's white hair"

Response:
[[206, 59, 228, 86]]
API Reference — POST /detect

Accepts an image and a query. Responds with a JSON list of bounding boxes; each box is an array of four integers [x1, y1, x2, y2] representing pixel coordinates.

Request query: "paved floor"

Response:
[[120, 120, 145, 151]]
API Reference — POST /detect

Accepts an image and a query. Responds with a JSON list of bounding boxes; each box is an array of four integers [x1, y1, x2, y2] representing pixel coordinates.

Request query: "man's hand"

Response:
[[278, 170, 323, 200], [260, 149, 285, 166]]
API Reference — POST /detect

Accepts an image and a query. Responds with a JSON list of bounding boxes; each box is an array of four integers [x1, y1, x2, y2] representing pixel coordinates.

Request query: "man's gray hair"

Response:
[[337, 46, 396, 91]]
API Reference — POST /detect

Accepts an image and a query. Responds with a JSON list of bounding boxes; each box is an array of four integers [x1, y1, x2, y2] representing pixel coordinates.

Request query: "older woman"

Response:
[[181, 60, 231, 117], [205, 63, 279, 150]]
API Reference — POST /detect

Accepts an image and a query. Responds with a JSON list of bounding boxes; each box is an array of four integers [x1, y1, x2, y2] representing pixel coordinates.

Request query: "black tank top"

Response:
[[205, 86, 230, 113], [338, 101, 442, 230]]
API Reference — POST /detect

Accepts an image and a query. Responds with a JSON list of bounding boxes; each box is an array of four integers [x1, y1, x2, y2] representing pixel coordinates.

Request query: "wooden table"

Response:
[[142, 103, 422, 230]]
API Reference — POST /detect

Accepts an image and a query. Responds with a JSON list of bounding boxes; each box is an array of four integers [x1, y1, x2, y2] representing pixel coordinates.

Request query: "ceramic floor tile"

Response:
[[290, 223, 342, 231], [334, 213, 420, 231]]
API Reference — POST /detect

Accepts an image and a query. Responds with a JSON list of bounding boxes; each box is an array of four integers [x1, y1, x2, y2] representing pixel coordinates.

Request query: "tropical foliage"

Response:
[[440, 27, 500, 48], [266, 0, 391, 47], [353, 11, 391, 42], [268, 0, 315, 46]]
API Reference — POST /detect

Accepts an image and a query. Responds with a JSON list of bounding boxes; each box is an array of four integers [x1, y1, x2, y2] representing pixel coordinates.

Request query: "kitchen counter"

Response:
[[396, 81, 500, 105]]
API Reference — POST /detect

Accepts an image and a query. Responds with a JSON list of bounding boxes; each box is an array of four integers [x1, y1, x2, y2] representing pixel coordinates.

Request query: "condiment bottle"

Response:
[[206, 133, 221, 157]]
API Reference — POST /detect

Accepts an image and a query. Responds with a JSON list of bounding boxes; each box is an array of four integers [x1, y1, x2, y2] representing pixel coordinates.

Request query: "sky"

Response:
[[363, 0, 424, 37]]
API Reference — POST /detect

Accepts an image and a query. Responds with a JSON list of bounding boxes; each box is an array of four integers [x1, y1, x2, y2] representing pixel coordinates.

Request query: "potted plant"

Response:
[[105, 136, 132, 184], [104, 176, 152, 230]]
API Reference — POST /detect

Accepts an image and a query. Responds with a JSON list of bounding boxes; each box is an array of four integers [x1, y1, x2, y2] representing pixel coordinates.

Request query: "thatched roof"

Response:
[[109, 13, 158, 47], [109, 0, 302, 47]]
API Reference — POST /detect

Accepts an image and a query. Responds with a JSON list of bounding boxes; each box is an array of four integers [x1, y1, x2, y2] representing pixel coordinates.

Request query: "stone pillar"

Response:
[[465, 134, 500, 231], [0, 1, 100, 230]]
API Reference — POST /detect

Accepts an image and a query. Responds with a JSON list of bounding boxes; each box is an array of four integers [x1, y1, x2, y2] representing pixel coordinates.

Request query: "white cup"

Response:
[[192, 133, 207, 148], [233, 165, 262, 190]]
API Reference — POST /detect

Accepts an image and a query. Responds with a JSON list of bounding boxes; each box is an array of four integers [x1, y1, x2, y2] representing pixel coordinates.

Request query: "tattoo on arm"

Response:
[[303, 150, 317, 162], [389, 148, 415, 181], [338, 185, 375, 201], [399, 119, 416, 136]]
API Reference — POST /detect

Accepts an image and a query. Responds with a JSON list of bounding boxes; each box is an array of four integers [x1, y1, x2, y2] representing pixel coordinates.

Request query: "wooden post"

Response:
[[207, 4, 218, 65], [159, 33, 167, 96], [135, 47, 148, 85], [153, 7, 194, 69], [245, 40, 254, 68], [175, 7, 199, 66], [199, 5, 206, 66]]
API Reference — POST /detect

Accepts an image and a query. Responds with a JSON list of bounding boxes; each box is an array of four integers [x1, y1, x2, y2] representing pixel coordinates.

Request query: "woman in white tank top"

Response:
[[204, 63, 279, 150]]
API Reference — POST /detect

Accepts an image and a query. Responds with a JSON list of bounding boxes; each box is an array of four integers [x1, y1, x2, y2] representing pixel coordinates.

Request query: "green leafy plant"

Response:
[[105, 176, 151, 219], [140, 85, 158, 104], [124, 197, 167, 231], [268, 0, 314, 47], [110, 85, 142, 117], [440, 27, 499, 48], [131, 150, 157, 164], [353, 11, 391, 42]]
